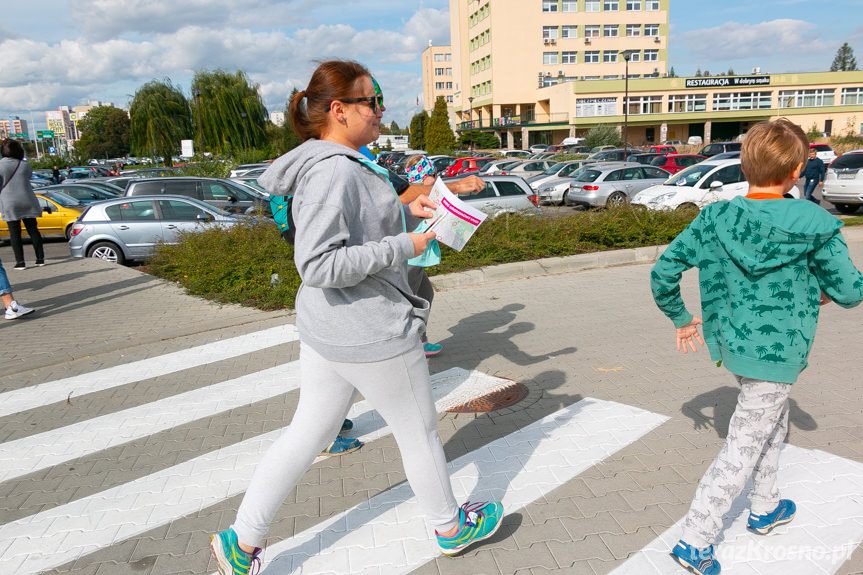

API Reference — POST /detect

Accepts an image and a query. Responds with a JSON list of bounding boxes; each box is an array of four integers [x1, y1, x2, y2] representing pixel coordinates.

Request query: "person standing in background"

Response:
[[0, 138, 45, 270], [800, 147, 825, 204]]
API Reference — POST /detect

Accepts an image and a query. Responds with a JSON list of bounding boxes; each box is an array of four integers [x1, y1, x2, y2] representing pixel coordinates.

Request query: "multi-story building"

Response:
[[0, 117, 29, 140], [422, 43, 455, 113]]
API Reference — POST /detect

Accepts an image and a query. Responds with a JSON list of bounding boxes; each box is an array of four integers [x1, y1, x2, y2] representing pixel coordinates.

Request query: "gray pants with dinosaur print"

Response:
[[681, 375, 791, 548]]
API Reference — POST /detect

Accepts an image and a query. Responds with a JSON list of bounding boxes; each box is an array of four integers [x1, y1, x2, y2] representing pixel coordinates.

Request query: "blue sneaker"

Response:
[[424, 342, 443, 357], [436, 501, 504, 556], [320, 435, 363, 456], [747, 499, 796, 535], [341, 419, 353, 433], [210, 527, 261, 575], [670, 540, 721, 575]]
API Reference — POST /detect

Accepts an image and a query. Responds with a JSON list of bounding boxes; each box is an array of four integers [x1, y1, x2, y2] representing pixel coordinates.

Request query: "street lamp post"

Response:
[[620, 50, 634, 157], [193, 89, 204, 159], [468, 96, 474, 152]]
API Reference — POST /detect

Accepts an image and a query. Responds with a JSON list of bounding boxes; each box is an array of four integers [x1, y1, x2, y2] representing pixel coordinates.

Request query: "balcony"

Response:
[[459, 112, 570, 131]]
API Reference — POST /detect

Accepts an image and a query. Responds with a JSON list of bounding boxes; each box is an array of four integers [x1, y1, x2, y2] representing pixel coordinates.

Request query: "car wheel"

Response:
[[606, 191, 627, 208], [834, 203, 860, 215], [87, 241, 126, 265], [65, 224, 74, 241]]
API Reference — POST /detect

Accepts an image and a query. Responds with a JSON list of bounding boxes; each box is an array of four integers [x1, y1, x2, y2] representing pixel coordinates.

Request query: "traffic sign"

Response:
[[48, 146, 56, 154], [11, 133, 28, 138], [37, 130, 54, 139]]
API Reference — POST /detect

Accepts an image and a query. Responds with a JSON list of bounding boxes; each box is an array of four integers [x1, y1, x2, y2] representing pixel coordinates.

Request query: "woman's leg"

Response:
[[232, 342, 358, 547], [7, 221, 25, 267], [331, 346, 460, 532], [21, 219, 44, 264]]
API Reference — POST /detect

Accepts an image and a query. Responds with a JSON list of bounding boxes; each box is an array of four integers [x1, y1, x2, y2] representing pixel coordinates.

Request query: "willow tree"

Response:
[[191, 70, 268, 154], [129, 79, 192, 166]]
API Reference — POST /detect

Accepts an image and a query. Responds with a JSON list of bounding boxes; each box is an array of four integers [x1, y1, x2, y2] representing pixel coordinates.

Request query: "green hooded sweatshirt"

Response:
[[651, 196, 863, 384]]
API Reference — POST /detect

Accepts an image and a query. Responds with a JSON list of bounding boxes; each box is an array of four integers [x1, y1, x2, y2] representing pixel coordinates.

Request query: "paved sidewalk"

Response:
[[1, 231, 862, 575]]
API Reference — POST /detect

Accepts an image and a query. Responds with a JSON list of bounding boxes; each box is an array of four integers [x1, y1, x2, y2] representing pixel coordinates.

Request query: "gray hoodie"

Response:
[[259, 139, 428, 363]]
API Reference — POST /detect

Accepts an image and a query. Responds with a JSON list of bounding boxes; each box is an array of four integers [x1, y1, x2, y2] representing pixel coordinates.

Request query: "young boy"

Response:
[[650, 118, 863, 575]]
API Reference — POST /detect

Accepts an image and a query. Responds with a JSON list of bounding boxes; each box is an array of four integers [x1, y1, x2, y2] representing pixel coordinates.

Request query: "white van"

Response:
[[687, 136, 703, 146]]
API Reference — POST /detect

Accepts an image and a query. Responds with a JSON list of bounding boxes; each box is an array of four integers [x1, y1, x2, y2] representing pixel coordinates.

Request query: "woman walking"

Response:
[[0, 138, 44, 269], [209, 60, 503, 575]]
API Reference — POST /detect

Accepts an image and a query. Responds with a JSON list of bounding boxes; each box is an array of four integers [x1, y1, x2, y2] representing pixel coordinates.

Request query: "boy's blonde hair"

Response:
[[740, 118, 808, 187], [405, 154, 424, 170]]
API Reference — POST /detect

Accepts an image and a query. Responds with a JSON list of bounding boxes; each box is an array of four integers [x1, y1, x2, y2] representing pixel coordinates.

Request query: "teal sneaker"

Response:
[[424, 342, 443, 357], [210, 527, 261, 575], [320, 435, 363, 456], [436, 500, 504, 556], [747, 499, 796, 535], [670, 540, 721, 575]]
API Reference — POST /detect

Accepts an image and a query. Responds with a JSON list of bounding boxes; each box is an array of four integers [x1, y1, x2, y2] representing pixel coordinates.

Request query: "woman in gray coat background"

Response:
[[0, 138, 44, 269]]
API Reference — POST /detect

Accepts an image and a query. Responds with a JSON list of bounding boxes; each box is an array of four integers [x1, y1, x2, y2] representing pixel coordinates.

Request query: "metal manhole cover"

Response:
[[446, 381, 529, 413]]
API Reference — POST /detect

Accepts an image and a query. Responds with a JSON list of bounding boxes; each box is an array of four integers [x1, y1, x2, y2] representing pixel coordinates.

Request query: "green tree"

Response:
[[267, 88, 302, 155], [583, 124, 622, 149], [695, 67, 702, 77], [727, 67, 735, 76], [806, 123, 821, 141], [390, 120, 402, 135], [831, 42, 858, 71], [129, 79, 193, 166], [191, 69, 269, 154], [409, 111, 429, 150], [668, 66, 676, 78], [425, 96, 455, 154], [75, 105, 130, 161], [457, 130, 500, 149]]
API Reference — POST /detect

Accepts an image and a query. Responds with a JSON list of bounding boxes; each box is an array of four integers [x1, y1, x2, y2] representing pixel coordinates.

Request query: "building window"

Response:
[[446, 54, 452, 61], [543, 51, 560, 65], [713, 91, 772, 111], [585, 0, 600, 11], [778, 89, 835, 108], [543, 26, 559, 39], [604, 0, 619, 10], [628, 51, 641, 62], [446, 96, 453, 103], [585, 25, 600, 37], [644, 24, 660, 36], [842, 87, 863, 105], [435, 82, 445, 90], [562, 25, 578, 38], [644, 49, 659, 61], [435, 68, 444, 75], [446, 82, 453, 89], [626, 0, 641, 9], [446, 67, 452, 75], [603, 25, 618, 37], [562, 0, 577, 11], [645, 0, 660, 9], [626, 95, 662, 114], [562, 51, 577, 64], [434, 54, 444, 62], [603, 50, 618, 63], [542, 0, 558, 12], [585, 50, 600, 63], [626, 24, 641, 37], [668, 93, 707, 113]]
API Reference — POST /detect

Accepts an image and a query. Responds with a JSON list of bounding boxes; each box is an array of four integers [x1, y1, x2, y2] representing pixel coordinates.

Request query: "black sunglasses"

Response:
[[326, 94, 385, 113]]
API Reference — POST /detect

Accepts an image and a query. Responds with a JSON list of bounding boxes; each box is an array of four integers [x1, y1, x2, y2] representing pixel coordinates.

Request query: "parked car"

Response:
[[626, 153, 666, 165], [698, 141, 742, 158], [478, 159, 521, 176], [68, 195, 242, 265], [650, 154, 706, 175], [500, 159, 558, 179], [0, 191, 84, 242], [564, 163, 671, 208], [70, 180, 126, 195], [536, 164, 596, 206], [449, 175, 540, 217], [529, 144, 548, 154], [632, 157, 798, 211], [38, 183, 120, 204], [587, 148, 629, 162], [527, 160, 593, 191], [662, 140, 687, 146], [429, 155, 456, 175], [229, 163, 270, 178], [644, 145, 677, 154], [590, 145, 617, 154], [710, 151, 741, 160], [527, 151, 559, 161], [443, 157, 493, 177], [500, 150, 531, 158], [821, 151, 863, 214], [810, 143, 837, 164], [124, 177, 270, 215]]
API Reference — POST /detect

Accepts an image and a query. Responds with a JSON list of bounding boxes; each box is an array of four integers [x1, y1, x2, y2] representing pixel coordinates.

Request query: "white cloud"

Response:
[[677, 19, 827, 60]]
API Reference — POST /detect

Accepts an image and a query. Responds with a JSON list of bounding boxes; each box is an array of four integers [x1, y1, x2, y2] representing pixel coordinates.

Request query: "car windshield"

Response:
[[666, 164, 717, 187], [573, 169, 602, 183], [831, 153, 863, 170], [41, 191, 83, 207], [649, 156, 668, 166], [812, 144, 832, 152], [542, 164, 565, 175]]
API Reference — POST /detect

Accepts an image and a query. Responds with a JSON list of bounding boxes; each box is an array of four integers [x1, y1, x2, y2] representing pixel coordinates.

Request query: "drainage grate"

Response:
[[445, 381, 529, 413]]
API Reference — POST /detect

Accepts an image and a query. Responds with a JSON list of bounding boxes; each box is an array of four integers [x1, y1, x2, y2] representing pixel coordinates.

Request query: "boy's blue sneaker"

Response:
[[210, 527, 261, 575], [320, 435, 363, 456], [670, 540, 721, 575], [747, 499, 796, 535], [436, 500, 504, 556], [341, 418, 353, 433], [424, 342, 443, 357]]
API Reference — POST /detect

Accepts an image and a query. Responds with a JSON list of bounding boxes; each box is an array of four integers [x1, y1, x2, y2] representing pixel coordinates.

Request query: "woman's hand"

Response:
[[409, 195, 437, 219], [408, 231, 437, 257]]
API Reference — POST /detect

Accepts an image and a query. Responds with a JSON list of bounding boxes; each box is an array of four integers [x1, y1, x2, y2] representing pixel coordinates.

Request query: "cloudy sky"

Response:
[[2, 0, 861, 132]]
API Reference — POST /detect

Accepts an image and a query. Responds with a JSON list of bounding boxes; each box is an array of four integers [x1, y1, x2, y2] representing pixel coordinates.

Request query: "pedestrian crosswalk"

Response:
[[1, 324, 861, 575]]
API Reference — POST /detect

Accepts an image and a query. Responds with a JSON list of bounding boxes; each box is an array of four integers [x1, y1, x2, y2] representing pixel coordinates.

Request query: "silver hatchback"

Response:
[[68, 195, 241, 265], [564, 163, 671, 208]]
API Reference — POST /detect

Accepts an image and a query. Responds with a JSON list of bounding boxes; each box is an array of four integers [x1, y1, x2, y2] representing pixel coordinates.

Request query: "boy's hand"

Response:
[[676, 317, 705, 353], [820, 290, 832, 306]]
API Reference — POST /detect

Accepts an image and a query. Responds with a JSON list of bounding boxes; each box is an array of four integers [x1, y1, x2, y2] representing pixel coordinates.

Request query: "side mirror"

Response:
[[195, 213, 214, 222], [227, 196, 237, 203], [43, 205, 53, 214], [709, 181, 724, 190]]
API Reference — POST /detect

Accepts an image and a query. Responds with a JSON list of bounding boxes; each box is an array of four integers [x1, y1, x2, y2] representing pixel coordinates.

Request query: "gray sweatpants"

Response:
[[232, 342, 459, 547], [681, 375, 791, 548], [408, 265, 434, 344]]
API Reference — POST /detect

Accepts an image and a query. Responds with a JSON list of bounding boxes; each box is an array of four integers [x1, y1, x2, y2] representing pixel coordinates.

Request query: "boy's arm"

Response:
[[650, 217, 703, 328], [810, 231, 863, 309]]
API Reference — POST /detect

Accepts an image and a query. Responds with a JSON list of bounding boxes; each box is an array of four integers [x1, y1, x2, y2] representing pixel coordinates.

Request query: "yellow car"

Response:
[[0, 191, 84, 241]]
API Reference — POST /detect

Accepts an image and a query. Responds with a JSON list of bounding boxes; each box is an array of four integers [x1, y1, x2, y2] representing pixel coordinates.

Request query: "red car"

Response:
[[649, 154, 706, 175], [644, 144, 677, 154], [443, 157, 493, 177]]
